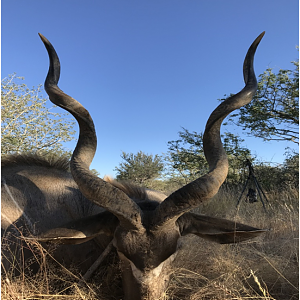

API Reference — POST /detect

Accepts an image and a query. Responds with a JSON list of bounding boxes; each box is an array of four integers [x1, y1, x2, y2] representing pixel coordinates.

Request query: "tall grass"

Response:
[[2, 188, 298, 299]]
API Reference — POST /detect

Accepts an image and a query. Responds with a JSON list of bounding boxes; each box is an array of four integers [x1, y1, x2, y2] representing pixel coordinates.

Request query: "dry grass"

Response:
[[2, 188, 298, 300]]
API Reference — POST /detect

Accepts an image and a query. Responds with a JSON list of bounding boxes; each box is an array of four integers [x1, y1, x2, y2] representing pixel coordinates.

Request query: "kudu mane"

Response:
[[104, 176, 167, 203], [2, 153, 163, 204], [2, 153, 70, 172]]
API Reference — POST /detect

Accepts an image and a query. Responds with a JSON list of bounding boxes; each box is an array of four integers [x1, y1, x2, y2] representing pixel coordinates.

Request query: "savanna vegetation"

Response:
[[1, 74, 75, 156], [2, 186, 298, 300], [2, 60, 298, 299]]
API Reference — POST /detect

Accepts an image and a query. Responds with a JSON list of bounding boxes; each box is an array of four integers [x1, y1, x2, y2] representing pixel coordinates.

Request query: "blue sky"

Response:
[[2, 1, 299, 177]]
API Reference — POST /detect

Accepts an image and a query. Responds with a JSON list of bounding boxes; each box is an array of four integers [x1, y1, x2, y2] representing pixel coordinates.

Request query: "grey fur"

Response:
[[2, 32, 266, 300]]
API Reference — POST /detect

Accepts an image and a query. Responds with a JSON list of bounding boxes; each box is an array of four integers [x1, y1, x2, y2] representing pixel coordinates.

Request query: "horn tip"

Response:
[[255, 31, 265, 44], [38, 33, 49, 44]]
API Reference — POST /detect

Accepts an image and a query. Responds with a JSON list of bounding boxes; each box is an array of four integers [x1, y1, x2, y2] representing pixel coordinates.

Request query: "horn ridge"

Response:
[[39, 33, 143, 230], [153, 32, 265, 227], [243, 31, 265, 86], [38, 33, 61, 86], [38, 33, 96, 168]]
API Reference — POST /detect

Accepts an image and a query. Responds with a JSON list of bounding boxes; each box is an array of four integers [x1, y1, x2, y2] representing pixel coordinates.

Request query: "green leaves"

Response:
[[221, 60, 299, 144], [1, 74, 76, 155], [115, 151, 164, 185], [165, 128, 251, 185]]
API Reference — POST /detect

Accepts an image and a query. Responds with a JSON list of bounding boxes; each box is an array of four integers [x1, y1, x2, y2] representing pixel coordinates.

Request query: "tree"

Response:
[[165, 128, 252, 185], [221, 60, 299, 144], [1, 74, 76, 155], [115, 151, 164, 185], [252, 154, 299, 192], [282, 150, 299, 188]]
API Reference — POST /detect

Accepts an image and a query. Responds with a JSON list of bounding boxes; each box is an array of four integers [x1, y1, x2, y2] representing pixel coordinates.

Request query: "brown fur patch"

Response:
[[104, 176, 148, 201], [104, 176, 167, 203]]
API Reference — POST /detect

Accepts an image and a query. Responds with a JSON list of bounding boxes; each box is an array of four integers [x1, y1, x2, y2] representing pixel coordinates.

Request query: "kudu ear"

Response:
[[25, 211, 118, 245], [178, 213, 266, 244]]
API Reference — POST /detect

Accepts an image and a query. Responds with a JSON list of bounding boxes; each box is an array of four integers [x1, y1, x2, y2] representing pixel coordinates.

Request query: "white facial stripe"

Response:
[[117, 251, 177, 284], [2, 181, 35, 234]]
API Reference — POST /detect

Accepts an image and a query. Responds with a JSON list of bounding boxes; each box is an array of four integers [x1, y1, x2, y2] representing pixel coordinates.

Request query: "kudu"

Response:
[[2, 32, 265, 299], [1, 154, 111, 275]]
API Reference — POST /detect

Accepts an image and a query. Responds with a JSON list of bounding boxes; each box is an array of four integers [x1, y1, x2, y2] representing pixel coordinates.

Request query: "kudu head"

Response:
[[36, 32, 265, 299]]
